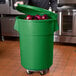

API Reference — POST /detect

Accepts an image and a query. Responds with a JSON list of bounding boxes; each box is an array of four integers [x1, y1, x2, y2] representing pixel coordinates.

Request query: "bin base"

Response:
[[26, 68, 49, 75]]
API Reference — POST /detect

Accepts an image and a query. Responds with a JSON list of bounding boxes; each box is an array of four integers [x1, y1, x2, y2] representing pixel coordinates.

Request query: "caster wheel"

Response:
[[26, 70, 33, 74], [40, 69, 49, 75]]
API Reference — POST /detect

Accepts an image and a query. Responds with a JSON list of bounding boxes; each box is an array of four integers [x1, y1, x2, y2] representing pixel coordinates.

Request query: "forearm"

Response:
[[19, 0, 28, 4], [49, 0, 58, 11], [16, 0, 28, 4]]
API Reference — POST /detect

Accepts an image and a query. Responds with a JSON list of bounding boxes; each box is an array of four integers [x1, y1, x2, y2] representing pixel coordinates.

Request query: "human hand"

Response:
[[14, 1, 24, 7]]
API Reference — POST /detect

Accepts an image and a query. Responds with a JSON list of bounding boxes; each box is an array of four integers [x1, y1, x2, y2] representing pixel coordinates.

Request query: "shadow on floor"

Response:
[[0, 36, 19, 41]]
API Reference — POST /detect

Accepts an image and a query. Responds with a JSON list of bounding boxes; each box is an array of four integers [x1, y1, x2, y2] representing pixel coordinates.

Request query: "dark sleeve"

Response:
[[49, 0, 58, 11]]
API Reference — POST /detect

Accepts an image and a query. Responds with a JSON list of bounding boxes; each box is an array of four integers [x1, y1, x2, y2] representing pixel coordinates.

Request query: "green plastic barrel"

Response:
[[14, 4, 58, 71]]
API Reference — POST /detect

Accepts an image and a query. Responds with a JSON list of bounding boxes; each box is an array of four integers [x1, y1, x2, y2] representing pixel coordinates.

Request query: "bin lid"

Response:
[[16, 4, 52, 15]]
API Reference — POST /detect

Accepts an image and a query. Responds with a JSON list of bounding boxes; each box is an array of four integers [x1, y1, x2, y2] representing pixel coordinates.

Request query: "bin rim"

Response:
[[16, 15, 57, 22]]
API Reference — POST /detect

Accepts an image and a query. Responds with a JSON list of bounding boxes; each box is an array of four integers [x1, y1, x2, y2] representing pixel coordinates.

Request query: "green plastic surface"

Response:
[[16, 4, 55, 15], [14, 4, 58, 71]]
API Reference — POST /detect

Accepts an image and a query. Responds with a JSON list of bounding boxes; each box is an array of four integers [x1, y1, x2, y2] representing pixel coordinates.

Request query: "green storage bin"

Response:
[[14, 4, 58, 71]]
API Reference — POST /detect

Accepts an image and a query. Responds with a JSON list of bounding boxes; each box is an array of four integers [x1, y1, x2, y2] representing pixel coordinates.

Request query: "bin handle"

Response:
[[14, 17, 19, 32], [49, 12, 59, 32], [52, 14, 59, 32], [54, 20, 59, 32]]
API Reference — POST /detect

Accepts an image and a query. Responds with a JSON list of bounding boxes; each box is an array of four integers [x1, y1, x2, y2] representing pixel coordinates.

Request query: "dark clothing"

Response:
[[28, 0, 49, 10], [21, 0, 57, 11]]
